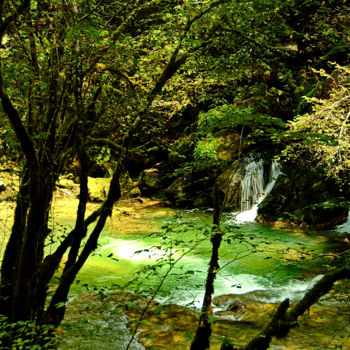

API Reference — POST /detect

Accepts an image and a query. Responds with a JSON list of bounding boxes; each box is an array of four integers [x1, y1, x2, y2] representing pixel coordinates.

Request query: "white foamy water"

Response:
[[156, 272, 324, 309], [98, 241, 167, 261], [336, 211, 350, 232], [234, 158, 282, 223]]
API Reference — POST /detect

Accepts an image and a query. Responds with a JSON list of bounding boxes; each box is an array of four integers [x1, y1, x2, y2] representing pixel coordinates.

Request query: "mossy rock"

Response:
[[216, 166, 241, 210], [165, 177, 186, 203], [139, 168, 163, 196], [257, 164, 349, 227], [124, 186, 141, 199], [56, 177, 80, 197], [88, 177, 110, 202], [215, 131, 241, 162]]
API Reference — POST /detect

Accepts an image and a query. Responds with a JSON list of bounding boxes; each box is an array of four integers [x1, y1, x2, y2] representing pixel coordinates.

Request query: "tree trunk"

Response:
[[190, 185, 223, 350], [0, 171, 29, 320], [0, 163, 56, 322]]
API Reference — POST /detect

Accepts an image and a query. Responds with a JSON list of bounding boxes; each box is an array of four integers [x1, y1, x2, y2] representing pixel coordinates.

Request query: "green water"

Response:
[[0, 198, 332, 307], [64, 205, 331, 308]]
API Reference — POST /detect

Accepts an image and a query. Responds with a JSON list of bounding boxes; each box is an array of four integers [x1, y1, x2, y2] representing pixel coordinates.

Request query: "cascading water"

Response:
[[337, 211, 350, 232], [235, 155, 281, 223], [240, 155, 265, 212]]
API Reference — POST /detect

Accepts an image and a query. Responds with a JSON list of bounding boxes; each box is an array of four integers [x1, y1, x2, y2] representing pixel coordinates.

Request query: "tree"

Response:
[[0, 0, 236, 332], [0, 0, 349, 348], [281, 64, 350, 186]]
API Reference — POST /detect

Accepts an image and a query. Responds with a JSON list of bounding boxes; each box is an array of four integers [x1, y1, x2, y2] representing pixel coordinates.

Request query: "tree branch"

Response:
[[230, 267, 350, 350], [111, 0, 154, 42], [0, 0, 31, 40], [87, 136, 123, 152], [0, 60, 39, 173]]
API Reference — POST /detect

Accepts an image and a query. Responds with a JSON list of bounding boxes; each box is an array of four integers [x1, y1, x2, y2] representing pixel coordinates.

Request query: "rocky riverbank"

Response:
[[58, 289, 350, 350]]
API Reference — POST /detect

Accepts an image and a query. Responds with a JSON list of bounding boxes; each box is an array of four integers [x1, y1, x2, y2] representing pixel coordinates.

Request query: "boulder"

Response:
[[88, 177, 110, 202], [216, 166, 241, 210], [126, 186, 141, 198], [257, 164, 349, 227], [139, 168, 163, 196], [165, 177, 187, 203], [212, 292, 277, 326], [56, 176, 80, 196], [120, 172, 141, 199]]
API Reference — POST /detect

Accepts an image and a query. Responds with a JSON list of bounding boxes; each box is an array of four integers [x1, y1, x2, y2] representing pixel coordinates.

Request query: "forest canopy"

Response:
[[0, 0, 349, 349]]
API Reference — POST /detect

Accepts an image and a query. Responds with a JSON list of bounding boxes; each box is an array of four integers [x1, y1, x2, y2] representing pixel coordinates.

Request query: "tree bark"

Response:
[[190, 185, 223, 350]]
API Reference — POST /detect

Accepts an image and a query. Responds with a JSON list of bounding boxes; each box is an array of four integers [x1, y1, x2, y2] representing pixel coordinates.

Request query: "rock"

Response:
[[215, 131, 241, 161], [120, 172, 134, 193], [139, 168, 163, 196], [87, 173, 141, 202], [333, 232, 350, 251], [165, 177, 186, 203], [56, 177, 80, 197], [216, 166, 241, 210], [257, 163, 349, 227], [88, 177, 110, 202], [127, 186, 141, 198], [120, 172, 141, 199], [61, 289, 350, 350], [212, 293, 277, 326]]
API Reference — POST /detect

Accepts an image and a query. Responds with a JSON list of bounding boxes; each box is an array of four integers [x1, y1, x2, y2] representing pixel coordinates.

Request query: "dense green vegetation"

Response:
[[0, 0, 349, 348]]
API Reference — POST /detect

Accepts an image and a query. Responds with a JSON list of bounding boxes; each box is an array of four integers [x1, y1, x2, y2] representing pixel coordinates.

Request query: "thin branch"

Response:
[[337, 108, 350, 159], [0, 0, 31, 40], [125, 237, 208, 350], [0, 60, 39, 174], [311, 249, 350, 262], [190, 185, 223, 350], [87, 136, 123, 152], [111, 0, 152, 42], [77, 0, 104, 23]]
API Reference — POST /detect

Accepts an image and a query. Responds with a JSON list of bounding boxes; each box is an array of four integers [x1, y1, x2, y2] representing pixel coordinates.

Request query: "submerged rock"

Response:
[[60, 290, 350, 350], [212, 292, 277, 325]]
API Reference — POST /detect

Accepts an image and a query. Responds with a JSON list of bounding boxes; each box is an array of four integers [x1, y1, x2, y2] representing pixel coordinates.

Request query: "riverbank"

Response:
[[1, 191, 349, 349], [58, 289, 350, 350]]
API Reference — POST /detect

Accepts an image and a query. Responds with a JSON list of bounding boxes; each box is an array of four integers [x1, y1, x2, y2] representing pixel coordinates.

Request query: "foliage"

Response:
[[198, 104, 285, 137], [193, 136, 218, 169], [1, 0, 246, 328], [0, 315, 56, 349], [0, 1, 349, 348], [281, 64, 350, 185]]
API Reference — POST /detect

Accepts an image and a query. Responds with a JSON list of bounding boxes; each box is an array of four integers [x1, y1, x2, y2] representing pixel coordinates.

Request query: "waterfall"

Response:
[[337, 211, 350, 232], [235, 156, 281, 223], [240, 155, 265, 212]]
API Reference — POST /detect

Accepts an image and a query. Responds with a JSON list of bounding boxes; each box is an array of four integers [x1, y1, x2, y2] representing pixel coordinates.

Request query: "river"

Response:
[[1, 196, 349, 349]]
